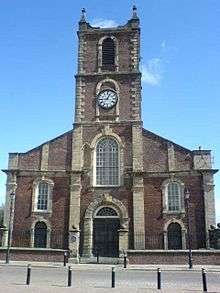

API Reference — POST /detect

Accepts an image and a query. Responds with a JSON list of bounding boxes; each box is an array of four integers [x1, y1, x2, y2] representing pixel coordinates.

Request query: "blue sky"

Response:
[[0, 0, 220, 222]]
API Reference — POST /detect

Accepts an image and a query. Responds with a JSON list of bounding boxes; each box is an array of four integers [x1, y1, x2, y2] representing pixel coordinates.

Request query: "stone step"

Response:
[[79, 257, 123, 264]]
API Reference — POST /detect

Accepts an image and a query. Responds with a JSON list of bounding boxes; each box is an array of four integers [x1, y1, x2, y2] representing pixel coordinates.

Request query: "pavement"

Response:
[[0, 260, 220, 272], [0, 261, 219, 293]]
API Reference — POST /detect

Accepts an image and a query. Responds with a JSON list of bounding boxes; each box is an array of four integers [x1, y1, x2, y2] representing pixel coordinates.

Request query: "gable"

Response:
[[142, 128, 192, 172]]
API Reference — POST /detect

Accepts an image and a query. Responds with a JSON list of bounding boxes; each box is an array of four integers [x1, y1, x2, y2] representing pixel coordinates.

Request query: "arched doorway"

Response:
[[34, 221, 47, 248], [93, 207, 120, 257], [167, 222, 182, 249]]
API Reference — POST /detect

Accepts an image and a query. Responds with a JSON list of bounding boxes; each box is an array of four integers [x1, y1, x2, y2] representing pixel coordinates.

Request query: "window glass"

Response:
[[96, 138, 119, 185], [167, 182, 181, 211], [96, 207, 118, 217], [37, 181, 49, 210]]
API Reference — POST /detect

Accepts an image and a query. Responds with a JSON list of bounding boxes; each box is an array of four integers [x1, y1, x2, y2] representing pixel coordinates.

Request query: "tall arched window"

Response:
[[167, 182, 181, 212], [37, 181, 49, 210], [96, 138, 119, 186], [34, 221, 47, 248], [102, 38, 115, 66]]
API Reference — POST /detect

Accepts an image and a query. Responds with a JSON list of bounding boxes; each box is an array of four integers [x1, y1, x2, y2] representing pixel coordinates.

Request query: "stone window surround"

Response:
[[95, 78, 120, 122], [161, 178, 185, 215], [30, 217, 51, 248], [98, 35, 119, 72], [163, 218, 186, 250], [90, 131, 124, 188], [32, 177, 54, 214]]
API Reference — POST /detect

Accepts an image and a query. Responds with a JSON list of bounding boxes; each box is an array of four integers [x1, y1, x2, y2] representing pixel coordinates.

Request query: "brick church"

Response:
[[3, 7, 217, 262]]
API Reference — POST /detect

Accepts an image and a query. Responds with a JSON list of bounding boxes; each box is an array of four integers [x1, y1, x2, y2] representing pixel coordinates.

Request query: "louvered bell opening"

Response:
[[102, 38, 115, 66]]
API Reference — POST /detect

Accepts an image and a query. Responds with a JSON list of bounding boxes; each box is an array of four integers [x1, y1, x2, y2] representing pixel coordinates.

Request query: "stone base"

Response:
[[68, 257, 80, 264], [80, 256, 124, 264]]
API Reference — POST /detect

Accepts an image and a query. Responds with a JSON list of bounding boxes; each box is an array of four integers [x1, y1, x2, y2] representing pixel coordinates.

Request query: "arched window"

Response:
[[167, 182, 181, 212], [167, 222, 182, 249], [96, 138, 119, 186], [34, 221, 47, 248], [96, 207, 118, 217], [37, 181, 49, 210], [102, 38, 115, 66]]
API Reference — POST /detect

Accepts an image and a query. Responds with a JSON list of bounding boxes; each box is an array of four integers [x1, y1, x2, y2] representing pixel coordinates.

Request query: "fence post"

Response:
[[26, 264, 31, 285], [202, 268, 207, 292], [64, 251, 68, 266], [96, 250, 99, 264], [111, 267, 115, 288], [123, 254, 127, 268], [68, 266, 72, 287], [157, 268, 161, 290]]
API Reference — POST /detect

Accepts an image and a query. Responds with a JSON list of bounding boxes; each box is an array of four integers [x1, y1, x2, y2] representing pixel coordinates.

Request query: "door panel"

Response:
[[93, 218, 120, 257], [168, 223, 182, 249]]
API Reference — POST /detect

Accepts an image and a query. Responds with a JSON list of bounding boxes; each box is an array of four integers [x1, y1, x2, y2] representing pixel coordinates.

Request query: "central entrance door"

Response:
[[93, 207, 120, 257]]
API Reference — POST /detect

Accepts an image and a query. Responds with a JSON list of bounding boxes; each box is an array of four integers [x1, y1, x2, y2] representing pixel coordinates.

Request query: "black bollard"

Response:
[[202, 268, 207, 292], [68, 266, 72, 287], [111, 267, 115, 288], [26, 264, 31, 285], [64, 251, 68, 267], [157, 268, 161, 290], [123, 255, 127, 268], [97, 250, 99, 264]]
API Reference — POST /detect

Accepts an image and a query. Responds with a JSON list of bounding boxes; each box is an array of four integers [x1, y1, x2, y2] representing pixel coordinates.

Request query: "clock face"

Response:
[[97, 90, 118, 109]]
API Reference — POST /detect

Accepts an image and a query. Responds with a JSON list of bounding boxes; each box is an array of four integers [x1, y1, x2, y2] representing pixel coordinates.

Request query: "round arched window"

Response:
[[96, 207, 118, 217]]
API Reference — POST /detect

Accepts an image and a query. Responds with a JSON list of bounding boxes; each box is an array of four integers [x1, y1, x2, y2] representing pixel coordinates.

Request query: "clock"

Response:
[[97, 90, 118, 109]]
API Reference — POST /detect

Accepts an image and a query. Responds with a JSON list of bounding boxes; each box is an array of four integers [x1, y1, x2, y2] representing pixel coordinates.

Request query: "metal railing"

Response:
[[10, 230, 68, 249]]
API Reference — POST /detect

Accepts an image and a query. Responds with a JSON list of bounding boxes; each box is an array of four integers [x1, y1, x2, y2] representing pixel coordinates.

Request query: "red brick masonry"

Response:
[[0, 248, 220, 265], [0, 248, 66, 262], [127, 250, 220, 265]]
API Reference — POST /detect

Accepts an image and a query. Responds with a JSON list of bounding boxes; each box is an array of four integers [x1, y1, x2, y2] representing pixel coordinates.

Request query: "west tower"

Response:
[[69, 7, 146, 259]]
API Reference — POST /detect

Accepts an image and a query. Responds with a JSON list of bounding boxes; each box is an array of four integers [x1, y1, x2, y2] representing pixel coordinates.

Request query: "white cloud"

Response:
[[141, 58, 163, 86], [161, 40, 166, 49], [91, 18, 118, 28]]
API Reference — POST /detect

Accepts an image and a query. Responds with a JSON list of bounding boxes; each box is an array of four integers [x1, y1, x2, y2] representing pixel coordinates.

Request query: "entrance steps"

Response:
[[79, 256, 123, 264]]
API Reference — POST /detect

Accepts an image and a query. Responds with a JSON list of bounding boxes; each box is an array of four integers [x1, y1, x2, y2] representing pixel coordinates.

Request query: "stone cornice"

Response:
[[141, 169, 218, 177], [73, 120, 143, 128], [2, 169, 69, 177], [75, 71, 141, 78], [77, 26, 140, 36]]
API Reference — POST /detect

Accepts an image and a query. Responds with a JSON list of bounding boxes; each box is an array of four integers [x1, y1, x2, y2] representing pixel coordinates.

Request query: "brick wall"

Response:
[[0, 248, 66, 262], [127, 250, 220, 265], [143, 175, 206, 249]]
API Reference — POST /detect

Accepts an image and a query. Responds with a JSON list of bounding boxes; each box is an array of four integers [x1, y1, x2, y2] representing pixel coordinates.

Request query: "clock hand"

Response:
[[106, 93, 110, 100]]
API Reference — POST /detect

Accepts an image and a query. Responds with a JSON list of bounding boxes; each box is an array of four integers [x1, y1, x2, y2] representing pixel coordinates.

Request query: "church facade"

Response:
[[3, 8, 217, 261]]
